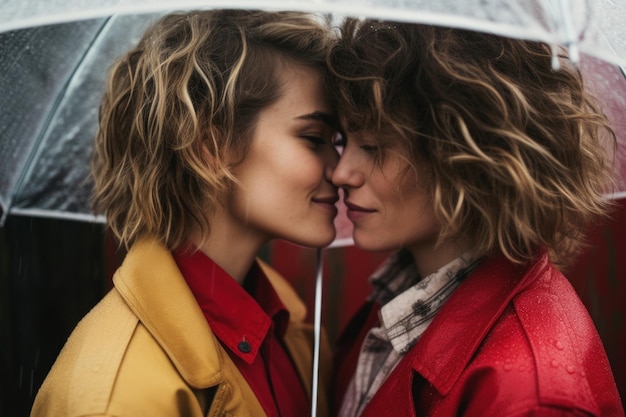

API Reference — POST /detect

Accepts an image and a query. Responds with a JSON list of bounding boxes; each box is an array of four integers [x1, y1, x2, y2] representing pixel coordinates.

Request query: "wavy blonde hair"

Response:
[[92, 10, 332, 249], [328, 19, 617, 268]]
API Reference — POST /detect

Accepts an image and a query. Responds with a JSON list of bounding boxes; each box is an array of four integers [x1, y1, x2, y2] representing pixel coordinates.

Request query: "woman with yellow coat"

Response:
[[30, 10, 338, 417]]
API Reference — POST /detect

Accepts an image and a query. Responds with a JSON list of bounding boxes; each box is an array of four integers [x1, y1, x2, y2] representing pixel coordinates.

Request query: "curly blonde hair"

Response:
[[327, 19, 617, 267], [92, 10, 332, 250]]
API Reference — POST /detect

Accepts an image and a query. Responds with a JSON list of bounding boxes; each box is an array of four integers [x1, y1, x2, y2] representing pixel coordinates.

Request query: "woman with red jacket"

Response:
[[327, 19, 624, 416]]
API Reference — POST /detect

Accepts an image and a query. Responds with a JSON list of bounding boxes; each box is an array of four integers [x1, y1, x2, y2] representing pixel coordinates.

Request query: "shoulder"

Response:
[[32, 288, 213, 417], [511, 262, 604, 385], [466, 265, 615, 415], [512, 265, 621, 415], [31, 289, 139, 416]]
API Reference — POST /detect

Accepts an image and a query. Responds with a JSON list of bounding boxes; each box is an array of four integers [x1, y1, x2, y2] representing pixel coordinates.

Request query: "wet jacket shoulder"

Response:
[[30, 238, 331, 417], [358, 253, 624, 417]]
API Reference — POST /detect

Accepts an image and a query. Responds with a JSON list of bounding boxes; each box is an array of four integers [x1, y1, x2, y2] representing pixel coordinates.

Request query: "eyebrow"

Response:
[[295, 111, 338, 129]]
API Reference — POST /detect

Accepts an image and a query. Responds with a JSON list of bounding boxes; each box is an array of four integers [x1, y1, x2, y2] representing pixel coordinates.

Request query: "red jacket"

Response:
[[334, 252, 624, 416]]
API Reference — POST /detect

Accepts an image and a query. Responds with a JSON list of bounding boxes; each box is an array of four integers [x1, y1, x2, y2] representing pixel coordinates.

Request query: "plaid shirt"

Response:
[[338, 249, 480, 417]]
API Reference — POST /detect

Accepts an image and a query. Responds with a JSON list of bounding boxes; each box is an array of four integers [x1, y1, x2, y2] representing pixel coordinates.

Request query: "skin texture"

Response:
[[198, 64, 340, 282], [332, 131, 469, 278]]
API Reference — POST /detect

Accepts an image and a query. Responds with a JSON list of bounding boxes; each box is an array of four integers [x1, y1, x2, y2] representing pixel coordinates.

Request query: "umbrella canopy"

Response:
[[0, 14, 161, 225], [1, 0, 626, 67]]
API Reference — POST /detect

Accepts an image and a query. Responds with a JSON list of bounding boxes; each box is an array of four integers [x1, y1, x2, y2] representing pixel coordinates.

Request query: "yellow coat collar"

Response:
[[113, 237, 310, 389]]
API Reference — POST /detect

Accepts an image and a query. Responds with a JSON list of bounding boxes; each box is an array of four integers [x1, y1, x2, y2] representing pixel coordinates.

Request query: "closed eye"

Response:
[[360, 144, 379, 153], [301, 134, 327, 145], [295, 111, 338, 146]]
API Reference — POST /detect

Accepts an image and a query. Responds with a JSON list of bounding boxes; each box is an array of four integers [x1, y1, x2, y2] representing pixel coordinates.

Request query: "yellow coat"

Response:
[[31, 238, 331, 417]]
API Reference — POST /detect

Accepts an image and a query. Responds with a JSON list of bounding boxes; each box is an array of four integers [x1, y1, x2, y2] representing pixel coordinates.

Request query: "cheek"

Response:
[[402, 192, 440, 238], [386, 179, 435, 224], [283, 152, 325, 188]]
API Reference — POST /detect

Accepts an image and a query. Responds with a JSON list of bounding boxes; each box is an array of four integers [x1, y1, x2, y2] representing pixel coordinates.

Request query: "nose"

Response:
[[331, 147, 364, 188]]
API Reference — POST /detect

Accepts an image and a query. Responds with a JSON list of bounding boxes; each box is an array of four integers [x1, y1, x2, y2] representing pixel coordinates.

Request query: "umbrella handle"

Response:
[[311, 248, 324, 417]]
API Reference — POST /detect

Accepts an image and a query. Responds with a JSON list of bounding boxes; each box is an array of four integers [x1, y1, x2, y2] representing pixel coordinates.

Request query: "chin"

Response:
[[293, 229, 336, 248], [353, 234, 394, 253]]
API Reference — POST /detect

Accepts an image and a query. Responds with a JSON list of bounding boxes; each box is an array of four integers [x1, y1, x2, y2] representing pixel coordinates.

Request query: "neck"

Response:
[[192, 206, 266, 284], [408, 238, 472, 278]]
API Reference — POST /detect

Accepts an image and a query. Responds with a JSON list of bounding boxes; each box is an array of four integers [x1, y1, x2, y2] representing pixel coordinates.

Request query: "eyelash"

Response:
[[302, 135, 327, 145], [360, 144, 379, 153]]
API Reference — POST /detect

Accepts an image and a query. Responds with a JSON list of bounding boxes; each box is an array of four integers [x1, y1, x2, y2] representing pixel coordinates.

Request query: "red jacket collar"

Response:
[[407, 252, 550, 395], [174, 247, 288, 365]]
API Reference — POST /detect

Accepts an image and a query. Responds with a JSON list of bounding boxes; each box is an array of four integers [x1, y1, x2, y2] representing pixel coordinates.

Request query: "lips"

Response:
[[313, 195, 339, 205], [312, 195, 339, 214], [344, 201, 373, 212], [344, 200, 375, 221]]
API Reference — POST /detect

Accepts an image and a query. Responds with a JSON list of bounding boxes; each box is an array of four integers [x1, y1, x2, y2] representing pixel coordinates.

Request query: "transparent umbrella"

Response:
[[1, 1, 625, 416], [1, 0, 625, 225]]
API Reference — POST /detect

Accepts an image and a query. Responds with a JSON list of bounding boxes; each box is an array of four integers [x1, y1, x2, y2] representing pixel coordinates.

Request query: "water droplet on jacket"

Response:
[[550, 359, 559, 368], [503, 364, 513, 371], [566, 365, 576, 374], [555, 340, 564, 350]]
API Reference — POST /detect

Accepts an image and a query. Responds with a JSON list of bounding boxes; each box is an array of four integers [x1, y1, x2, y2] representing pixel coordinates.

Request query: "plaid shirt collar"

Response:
[[369, 249, 481, 354]]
